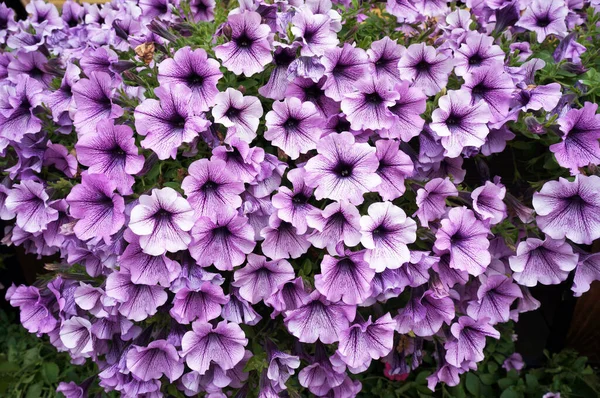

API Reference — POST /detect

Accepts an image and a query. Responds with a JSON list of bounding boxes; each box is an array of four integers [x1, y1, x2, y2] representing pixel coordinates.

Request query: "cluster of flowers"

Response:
[[1, 0, 600, 397]]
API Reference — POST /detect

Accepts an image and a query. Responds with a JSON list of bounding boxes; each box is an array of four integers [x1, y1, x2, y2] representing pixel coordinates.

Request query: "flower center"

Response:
[[364, 92, 383, 105], [415, 60, 430, 72], [187, 74, 204, 87], [235, 33, 252, 48], [171, 115, 187, 129], [335, 119, 351, 133], [537, 15, 551, 28], [446, 114, 462, 127], [284, 117, 300, 130], [468, 53, 483, 66], [202, 181, 217, 192], [333, 161, 353, 178], [336, 258, 355, 271], [303, 84, 322, 100], [155, 208, 172, 221], [372, 224, 388, 239], [471, 83, 487, 97], [225, 107, 240, 119], [292, 193, 308, 205], [213, 225, 231, 238]]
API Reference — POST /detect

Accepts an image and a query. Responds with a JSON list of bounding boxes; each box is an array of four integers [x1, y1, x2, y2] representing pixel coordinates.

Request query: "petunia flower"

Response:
[[305, 132, 381, 205], [414, 177, 457, 227], [181, 158, 244, 220], [43, 142, 78, 178], [572, 252, 600, 297], [260, 214, 311, 260], [284, 290, 356, 344], [550, 102, 600, 173], [135, 83, 209, 160], [341, 75, 399, 131], [360, 202, 417, 272], [367, 37, 403, 83], [265, 97, 323, 159], [453, 32, 505, 77], [321, 43, 369, 101], [5, 180, 58, 234], [337, 313, 395, 371], [397, 43, 453, 96], [264, 277, 310, 315], [516, 0, 568, 43], [211, 137, 264, 183], [126, 340, 184, 382], [105, 271, 168, 321], [71, 71, 123, 137], [129, 187, 195, 256], [512, 83, 562, 113], [232, 254, 294, 304], [373, 139, 414, 201], [462, 66, 515, 124], [285, 77, 340, 118], [157, 47, 223, 111], [509, 237, 578, 287], [380, 81, 427, 142], [532, 175, 600, 245], [258, 47, 297, 100], [189, 212, 255, 270], [66, 173, 125, 243], [190, 0, 215, 22], [214, 11, 272, 77], [181, 320, 248, 375], [434, 207, 491, 276], [266, 340, 301, 390], [471, 180, 507, 225], [221, 289, 263, 325], [170, 283, 228, 324], [431, 89, 491, 158], [395, 290, 455, 337], [385, 0, 420, 23], [445, 316, 500, 367], [291, 9, 339, 57], [467, 275, 522, 324], [45, 62, 80, 123], [212, 88, 263, 143], [272, 167, 316, 235], [59, 316, 94, 358], [0, 75, 43, 143], [75, 120, 144, 195], [314, 248, 374, 305], [307, 200, 362, 254]]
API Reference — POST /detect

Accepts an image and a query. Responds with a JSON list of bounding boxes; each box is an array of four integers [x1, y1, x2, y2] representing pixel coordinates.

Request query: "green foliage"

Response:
[[0, 310, 113, 398]]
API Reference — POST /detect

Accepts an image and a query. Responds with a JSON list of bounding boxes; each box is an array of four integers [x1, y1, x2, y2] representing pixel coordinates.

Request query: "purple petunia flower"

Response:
[[513, 83, 562, 113], [367, 37, 403, 83], [221, 289, 262, 325], [321, 44, 369, 101], [307, 200, 362, 254], [272, 167, 316, 235], [59, 316, 94, 358], [572, 252, 600, 297], [181, 158, 244, 220], [66, 173, 125, 243], [285, 77, 339, 119], [471, 180, 507, 225], [360, 201, 417, 272], [232, 254, 294, 304], [212, 88, 263, 143], [550, 102, 600, 173], [129, 187, 195, 256], [189, 212, 255, 270], [5, 180, 58, 234], [266, 340, 301, 390], [414, 177, 457, 227], [467, 275, 522, 324], [395, 290, 455, 337], [157, 47, 223, 111], [445, 316, 500, 367], [305, 132, 381, 205], [431, 90, 491, 158], [71, 71, 123, 137], [314, 248, 374, 305], [211, 137, 264, 183], [453, 32, 505, 77], [258, 47, 296, 100], [126, 340, 184, 382], [341, 76, 399, 131], [45, 62, 80, 123], [181, 320, 248, 375], [509, 237, 579, 287], [0, 75, 43, 143], [532, 175, 600, 245], [292, 9, 339, 57], [516, 0, 568, 43], [462, 66, 515, 124], [397, 43, 453, 96], [337, 313, 395, 371], [260, 214, 311, 260], [284, 290, 356, 344], [135, 84, 209, 160], [190, 0, 215, 22], [75, 120, 144, 195], [434, 207, 491, 276], [215, 11, 272, 77], [265, 277, 310, 315], [170, 283, 228, 324], [44, 142, 78, 178], [105, 271, 168, 321], [264, 97, 323, 159], [373, 139, 414, 201], [385, 0, 420, 23], [380, 81, 427, 142]]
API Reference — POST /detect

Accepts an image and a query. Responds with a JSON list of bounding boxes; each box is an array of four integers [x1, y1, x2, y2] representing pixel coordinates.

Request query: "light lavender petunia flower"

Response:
[[0, 75, 43, 143], [170, 283, 228, 324], [516, 0, 568, 43], [341, 75, 399, 131], [467, 275, 522, 324], [532, 175, 600, 245], [211, 137, 264, 183], [397, 43, 453, 96], [59, 316, 94, 358], [360, 201, 417, 272], [5, 180, 58, 234], [189, 212, 255, 270], [305, 132, 381, 205], [291, 9, 339, 57], [380, 81, 427, 142], [385, 0, 420, 23], [66, 173, 125, 243], [395, 290, 455, 337], [232, 254, 294, 304], [258, 47, 296, 100], [414, 177, 457, 227], [572, 252, 600, 297], [272, 167, 316, 235], [129, 188, 195, 256], [509, 237, 578, 287], [285, 77, 340, 118], [157, 47, 223, 111], [445, 316, 500, 367], [471, 179, 507, 225], [321, 43, 369, 101], [453, 32, 505, 77], [260, 214, 311, 260], [43, 143, 78, 178], [212, 88, 263, 143], [264, 277, 310, 315], [462, 66, 515, 124], [373, 139, 414, 201], [307, 200, 362, 254], [221, 289, 263, 325], [75, 120, 144, 195], [126, 340, 184, 382], [367, 37, 403, 83], [434, 207, 491, 276], [215, 11, 272, 77], [264, 97, 323, 159]]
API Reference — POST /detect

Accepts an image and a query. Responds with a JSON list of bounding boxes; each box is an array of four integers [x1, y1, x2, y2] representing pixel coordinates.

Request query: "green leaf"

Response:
[[499, 387, 521, 398], [42, 362, 59, 384], [25, 383, 43, 398], [487, 362, 499, 374], [23, 348, 39, 367], [498, 377, 515, 390], [480, 373, 497, 386], [525, 374, 538, 389], [466, 373, 481, 397]]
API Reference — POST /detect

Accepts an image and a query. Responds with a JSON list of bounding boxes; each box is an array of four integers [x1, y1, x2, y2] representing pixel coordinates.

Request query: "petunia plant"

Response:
[[1, 0, 600, 397]]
